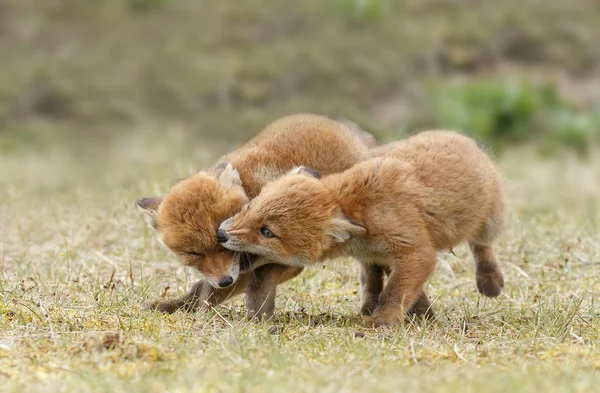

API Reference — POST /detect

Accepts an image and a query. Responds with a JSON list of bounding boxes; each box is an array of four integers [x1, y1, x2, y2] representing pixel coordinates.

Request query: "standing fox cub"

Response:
[[219, 131, 505, 326], [136, 114, 379, 320]]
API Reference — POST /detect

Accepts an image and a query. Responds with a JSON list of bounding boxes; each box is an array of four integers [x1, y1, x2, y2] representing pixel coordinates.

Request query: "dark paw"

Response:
[[372, 318, 392, 328], [476, 270, 504, 298], [407, 305, 435, 320], [367, 312, 395, 328], [145, 299, 185, 314], [407, 294, 434, 319], [359, 300, 378, 316]]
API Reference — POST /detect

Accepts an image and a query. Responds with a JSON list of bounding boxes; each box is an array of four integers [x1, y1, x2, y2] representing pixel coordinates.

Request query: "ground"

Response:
[[0, 134, 598, 392], [1, 0, 599, 391]]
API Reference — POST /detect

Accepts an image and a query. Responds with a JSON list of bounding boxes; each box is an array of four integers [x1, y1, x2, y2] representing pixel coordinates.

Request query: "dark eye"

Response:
[[259, 227, 276, 238], [186, 251, 204, 258]]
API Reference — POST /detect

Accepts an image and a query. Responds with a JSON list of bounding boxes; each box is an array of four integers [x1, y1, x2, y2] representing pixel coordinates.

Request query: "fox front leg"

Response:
[[245, 264, 303, 321], [371, 247, 436, 327], [147, 276, 250, 313]]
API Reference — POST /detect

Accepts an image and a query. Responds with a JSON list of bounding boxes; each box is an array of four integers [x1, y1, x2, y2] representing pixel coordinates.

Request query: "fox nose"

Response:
[[217, 228, 228, 243], [217, 276, 233, 288]]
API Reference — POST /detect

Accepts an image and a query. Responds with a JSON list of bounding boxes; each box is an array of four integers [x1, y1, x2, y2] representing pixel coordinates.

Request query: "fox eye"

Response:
[[186, 251, 204, 258], [259, 227, 276, 239]]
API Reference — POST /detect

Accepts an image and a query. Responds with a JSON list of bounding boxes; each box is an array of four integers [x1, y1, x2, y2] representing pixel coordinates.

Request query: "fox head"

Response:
[[217, 166, 366, 266], [136, 163, 256, 288]]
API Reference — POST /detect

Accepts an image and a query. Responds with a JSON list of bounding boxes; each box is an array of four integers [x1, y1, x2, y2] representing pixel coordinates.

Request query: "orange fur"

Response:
[[220, 130, 505, 326], [137, 113, 376, 319]]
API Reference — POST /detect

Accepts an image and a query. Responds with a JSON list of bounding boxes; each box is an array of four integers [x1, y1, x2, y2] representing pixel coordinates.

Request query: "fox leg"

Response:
[[147, 275, 250, 314], [407, 290, 434, 319], [383, 265, 434, 318], [245, 264, 303, 321], [469, 243, 504, 298], [360, 262, 433, 318], [469, 201, 504, 297], [371, 246, 436, 327], [359, 263, 384, 316]]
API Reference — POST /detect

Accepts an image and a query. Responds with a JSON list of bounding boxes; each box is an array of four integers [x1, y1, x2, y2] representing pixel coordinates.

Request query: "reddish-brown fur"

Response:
[[220, 131, 505, 326], [136, 114, 378, 319]]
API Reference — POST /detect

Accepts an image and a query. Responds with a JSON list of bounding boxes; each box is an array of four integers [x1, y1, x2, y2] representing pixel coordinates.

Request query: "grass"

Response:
[[1, 134, 599, 392]]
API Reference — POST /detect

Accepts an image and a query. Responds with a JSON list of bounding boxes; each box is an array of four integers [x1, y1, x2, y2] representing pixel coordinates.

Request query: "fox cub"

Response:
[[136, 114, 377, 320], [218, 131, 505, 326]]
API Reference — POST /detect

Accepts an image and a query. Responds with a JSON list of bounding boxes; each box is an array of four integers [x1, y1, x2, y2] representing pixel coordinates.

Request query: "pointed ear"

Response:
[[326, 215, 366, 243], [336, 118, 380, 148], [173, 176, 189, 185], [290, 166, 321, 179], [217, 163, 243, 188], [209, 162, 229, 177], [136, 196, 163, 230]]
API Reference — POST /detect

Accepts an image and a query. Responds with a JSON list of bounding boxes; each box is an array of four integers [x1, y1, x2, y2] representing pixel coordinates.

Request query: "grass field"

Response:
[[1, 134, 599, 392], [1, 0, 599, 391]]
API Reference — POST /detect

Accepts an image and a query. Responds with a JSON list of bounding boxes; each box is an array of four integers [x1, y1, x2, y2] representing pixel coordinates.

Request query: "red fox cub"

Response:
[[218, 131, 505, 326], [136, 114, 380, 320]]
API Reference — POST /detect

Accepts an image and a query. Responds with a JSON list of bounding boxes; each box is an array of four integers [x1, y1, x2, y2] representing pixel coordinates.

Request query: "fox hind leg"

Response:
[[469, 203, 505, 298]]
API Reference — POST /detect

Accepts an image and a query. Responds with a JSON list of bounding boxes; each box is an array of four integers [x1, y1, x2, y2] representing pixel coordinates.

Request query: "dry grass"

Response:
[[1, 134, 599, 392]]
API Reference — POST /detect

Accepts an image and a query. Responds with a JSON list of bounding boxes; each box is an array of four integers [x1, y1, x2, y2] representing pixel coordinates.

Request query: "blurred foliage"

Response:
[[327, 0, 391, 22], [425, 78, 600, 156], [128, 0, 168, 13], [0, 0, 599, 154]]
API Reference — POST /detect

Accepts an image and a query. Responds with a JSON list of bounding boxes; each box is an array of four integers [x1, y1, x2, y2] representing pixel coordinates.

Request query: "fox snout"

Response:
[[217, 275, 234, 288], [217, 219, 231, 244], [203, 261, 240, 289], [186, 249, 241, 289], [217, 227, 228, 243], [217, 219, 246, 251]]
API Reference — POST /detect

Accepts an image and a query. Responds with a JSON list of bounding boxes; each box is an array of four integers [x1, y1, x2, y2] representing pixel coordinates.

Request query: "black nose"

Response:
[[217, 228, 228, 243], [218, 276, 233, 288]]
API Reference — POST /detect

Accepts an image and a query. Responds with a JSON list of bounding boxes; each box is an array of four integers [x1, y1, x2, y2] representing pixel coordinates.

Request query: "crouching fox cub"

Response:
[[136, 114, 380, 320], [218, 131, 505, 326]]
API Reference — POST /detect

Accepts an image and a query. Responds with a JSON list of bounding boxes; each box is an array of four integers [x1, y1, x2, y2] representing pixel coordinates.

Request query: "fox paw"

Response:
[[476, 270, 504, 298], [371, 319, 393, 328], [359, 302, 378, 316], [407, 304, 435, 320], [366, 314, 395, 328], [145, 299, 188, 314], [145, 299, 172, 313]]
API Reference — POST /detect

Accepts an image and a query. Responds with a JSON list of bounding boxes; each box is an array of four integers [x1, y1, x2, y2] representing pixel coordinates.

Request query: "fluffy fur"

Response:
[[136, 113, 377, 319], [219, 130, 505, 326]]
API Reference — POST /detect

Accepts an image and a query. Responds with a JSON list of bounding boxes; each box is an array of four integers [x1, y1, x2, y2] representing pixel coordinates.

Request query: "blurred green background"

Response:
[[1, 0, 600, 156]]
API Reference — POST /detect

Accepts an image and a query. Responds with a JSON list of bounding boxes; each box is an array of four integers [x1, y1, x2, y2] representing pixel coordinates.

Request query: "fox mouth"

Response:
[[238, 252, 260, 273]]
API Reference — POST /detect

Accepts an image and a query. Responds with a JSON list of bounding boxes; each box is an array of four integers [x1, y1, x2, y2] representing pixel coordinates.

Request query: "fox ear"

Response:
[[173, 176, 189, 185], [326, 215, 366, 243], [336, 118, 380, 148], [209, 162, 229, 176], [216, 163, 243, 188], [290, 166, 321, 179], [136, 196, 163, 230]]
